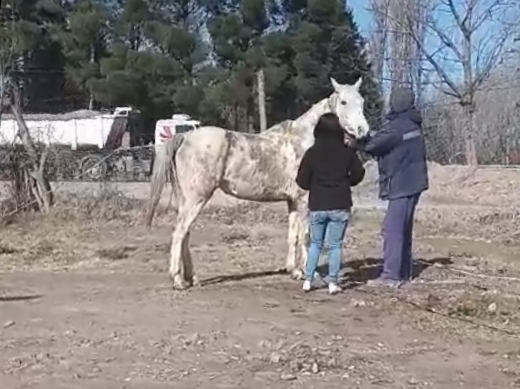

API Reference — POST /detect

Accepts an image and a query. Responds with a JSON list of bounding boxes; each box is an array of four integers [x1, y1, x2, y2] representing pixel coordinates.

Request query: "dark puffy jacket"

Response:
[[363, 88, 429, 200], [296, 122, 365, 211]]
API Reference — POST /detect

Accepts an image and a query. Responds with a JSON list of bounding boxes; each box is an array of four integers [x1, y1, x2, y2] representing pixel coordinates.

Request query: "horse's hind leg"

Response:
[[169, 198, 207, 289], [181, 231, 199, 286]]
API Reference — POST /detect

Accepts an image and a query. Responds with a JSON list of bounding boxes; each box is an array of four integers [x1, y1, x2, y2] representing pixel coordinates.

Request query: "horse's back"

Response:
[[184, 125, 229, 148], [177, 125, 299, 201]]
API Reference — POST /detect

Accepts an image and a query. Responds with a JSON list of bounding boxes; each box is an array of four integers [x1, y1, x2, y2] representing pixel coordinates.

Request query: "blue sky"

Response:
[[345, 0, 457, 94], [344, 0, 518, 90], [347, 0, 371, 34]]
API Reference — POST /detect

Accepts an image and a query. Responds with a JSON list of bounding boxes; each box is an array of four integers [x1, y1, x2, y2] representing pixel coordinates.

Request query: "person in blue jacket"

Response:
[[363, 87, 429, 287]]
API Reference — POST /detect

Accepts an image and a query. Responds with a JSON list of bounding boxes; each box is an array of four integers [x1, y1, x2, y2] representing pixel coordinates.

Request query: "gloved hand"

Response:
[[354, 134, 371, 151]]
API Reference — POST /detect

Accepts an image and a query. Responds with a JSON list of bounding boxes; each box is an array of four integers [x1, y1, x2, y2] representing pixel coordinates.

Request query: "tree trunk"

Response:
[[463, 105, 478, 165], [88, 44, 95, 110], [257, 69, 267, 132], [7, 87, 54, 213], [0, 81, 4, 124]]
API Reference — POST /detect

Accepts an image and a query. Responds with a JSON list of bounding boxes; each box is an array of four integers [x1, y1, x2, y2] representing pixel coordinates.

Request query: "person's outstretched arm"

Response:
[[349, 151, 365, 187], [362, 122, 401, 157], [296, 151, 312, 190]]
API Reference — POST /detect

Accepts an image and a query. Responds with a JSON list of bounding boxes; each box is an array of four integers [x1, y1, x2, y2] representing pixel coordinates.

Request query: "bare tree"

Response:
[[387, 0, 430, 100], [408, 0, 520, 165], [0, 2, 54, 214], [408, 1, 428, 105], [428, 64, 520, 164], [367, 0, 391, 97], [388, 0, 413, 89], [367, 0, 429, 107], [2, 87, 54, 213]]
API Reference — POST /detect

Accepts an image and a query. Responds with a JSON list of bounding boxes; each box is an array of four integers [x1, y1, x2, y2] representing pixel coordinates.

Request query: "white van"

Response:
[[154, 114, 200, 153]]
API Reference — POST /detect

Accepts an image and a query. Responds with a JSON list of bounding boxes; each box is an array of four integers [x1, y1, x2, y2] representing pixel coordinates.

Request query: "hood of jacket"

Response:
[[387, 87, 422, 124], [313, 122, 344, 144]]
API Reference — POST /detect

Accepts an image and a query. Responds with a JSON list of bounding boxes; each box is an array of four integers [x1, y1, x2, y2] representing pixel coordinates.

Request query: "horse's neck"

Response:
[[292, 98, 330, 150]]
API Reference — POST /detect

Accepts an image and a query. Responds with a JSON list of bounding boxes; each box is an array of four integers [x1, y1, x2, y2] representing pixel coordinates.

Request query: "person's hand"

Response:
[[353, 131, 374, 151], [344, 133, 357, 148]]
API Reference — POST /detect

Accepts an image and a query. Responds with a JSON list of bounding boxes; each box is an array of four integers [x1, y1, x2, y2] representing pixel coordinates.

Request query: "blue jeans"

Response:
[[305, 209, 350, 283]]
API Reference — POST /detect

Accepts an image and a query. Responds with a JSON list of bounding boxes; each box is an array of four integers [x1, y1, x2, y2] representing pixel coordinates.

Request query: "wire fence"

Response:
[[0, 126, 517, 218], [0, 144, 153, 222]]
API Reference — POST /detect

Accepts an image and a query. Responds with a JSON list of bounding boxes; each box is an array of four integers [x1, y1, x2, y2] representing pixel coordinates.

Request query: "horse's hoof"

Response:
[[173, 280, 189, 290], [290, 268, 304, 280], [171, 274, 190, 290], [190, 276, 201, 287]]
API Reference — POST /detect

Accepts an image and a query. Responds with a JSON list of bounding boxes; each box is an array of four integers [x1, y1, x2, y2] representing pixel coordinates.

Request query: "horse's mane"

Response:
[[258, 96, 332, 137], [262, 119, 294, 135]]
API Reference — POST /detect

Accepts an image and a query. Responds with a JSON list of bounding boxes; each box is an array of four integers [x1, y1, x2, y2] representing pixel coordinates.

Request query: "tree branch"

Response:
[[406, 13, 462, 98]]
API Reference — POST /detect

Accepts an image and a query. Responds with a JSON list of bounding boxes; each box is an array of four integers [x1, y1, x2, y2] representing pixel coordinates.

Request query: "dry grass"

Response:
[[416, 207, 520, 243], [0, 170, 518, 272], [426, 163, 520, 205], [360, 161, 520, 206]]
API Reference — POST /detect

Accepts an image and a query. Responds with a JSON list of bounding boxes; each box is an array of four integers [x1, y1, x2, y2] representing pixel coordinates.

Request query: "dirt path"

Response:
[[1, 200, 520, 389], [2, 268, 518, 389]]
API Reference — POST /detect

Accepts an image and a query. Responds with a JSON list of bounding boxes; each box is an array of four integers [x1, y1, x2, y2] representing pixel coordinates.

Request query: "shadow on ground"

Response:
[[318, 256, 453, 287], [196, 257, 453, 289], [201, 269, 288, 286], [0, 294, 43, 302]]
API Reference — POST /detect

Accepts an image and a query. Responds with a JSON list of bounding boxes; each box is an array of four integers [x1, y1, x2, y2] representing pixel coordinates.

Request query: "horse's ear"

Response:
[[353, 77, 362, 90], [330, 77, 341, 92]]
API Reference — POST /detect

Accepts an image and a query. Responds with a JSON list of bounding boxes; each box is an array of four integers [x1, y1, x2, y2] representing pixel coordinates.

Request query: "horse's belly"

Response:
[[220, 169, 291, 202], [220, 131, 297, 202]]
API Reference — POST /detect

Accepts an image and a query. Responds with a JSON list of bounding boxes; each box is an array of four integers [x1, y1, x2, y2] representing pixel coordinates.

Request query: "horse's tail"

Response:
[[145, 134, 184, 228]]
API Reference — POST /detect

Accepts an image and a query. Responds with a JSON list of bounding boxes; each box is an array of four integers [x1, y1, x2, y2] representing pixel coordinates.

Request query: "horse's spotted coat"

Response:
[[146, 78, 370, 289]]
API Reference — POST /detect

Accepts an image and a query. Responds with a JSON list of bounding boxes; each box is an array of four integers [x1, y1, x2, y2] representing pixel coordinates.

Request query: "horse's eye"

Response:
[[340, 100, 347, 105]]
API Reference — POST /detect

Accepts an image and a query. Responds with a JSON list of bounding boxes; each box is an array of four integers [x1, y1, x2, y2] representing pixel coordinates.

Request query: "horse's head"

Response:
[[329, 77, 370, 139]]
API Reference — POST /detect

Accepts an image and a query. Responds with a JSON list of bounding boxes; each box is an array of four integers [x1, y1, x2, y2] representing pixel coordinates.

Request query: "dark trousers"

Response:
[[381, 194, 421, 281]]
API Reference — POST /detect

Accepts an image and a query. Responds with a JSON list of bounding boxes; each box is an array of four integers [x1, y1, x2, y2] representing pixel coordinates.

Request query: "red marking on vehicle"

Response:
[[507, 152, 520, 164], [159, 126, 173, 142]]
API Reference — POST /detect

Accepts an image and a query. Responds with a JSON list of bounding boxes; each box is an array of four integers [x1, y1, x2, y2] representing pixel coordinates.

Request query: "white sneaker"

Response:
[[302, 280, 312, 292], [328, 283, 342, 295]]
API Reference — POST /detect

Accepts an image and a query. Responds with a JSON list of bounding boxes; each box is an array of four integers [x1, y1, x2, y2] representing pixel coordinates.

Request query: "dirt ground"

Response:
[[1, 167, 520, 389]]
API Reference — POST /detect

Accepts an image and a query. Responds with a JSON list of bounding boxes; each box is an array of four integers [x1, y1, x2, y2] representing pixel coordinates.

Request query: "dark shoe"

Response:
[[366, 278, 404, 289]]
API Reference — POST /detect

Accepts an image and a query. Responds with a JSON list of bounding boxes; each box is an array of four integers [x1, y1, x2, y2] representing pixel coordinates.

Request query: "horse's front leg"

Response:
[[297, 211, 309, 274], [286, 199, 304, 280]]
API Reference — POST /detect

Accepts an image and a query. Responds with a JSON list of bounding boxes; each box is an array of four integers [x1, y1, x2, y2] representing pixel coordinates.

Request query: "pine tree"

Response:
[[199, 0, 277, 131], [287, 0, 382, 127], [89, 0, 204, 120], [58, 0, 111, 110], [0, 0, 67, 113]]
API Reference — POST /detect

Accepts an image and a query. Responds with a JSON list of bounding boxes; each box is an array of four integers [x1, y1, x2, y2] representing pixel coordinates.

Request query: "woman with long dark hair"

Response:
[[296, 113, 365, 294]]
